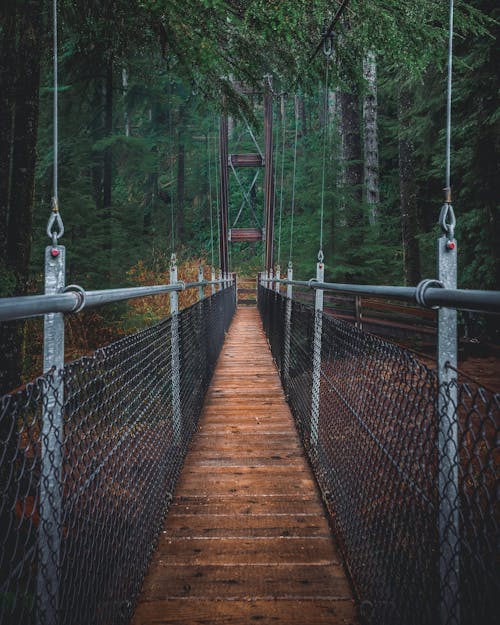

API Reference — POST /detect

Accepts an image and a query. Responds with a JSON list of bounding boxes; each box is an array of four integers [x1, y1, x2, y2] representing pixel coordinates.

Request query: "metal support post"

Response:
[[38, 245, 65, 625], [355, 296, 363, 330], [198, 263, 204, 301], [170, 254, 181, 445], [263, 270, 268, 289], [283, 262, 293, 391], [275, 265, 280, 294], [311, 257, 324, 448], [437, 233, 459, 625], [218, 269, 222, 291], [211, 267, 216, 295], [269, 268, 274, 291]]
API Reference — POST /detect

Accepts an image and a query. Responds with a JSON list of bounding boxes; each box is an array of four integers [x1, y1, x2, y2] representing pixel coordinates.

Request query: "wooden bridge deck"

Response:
[[132, 307, 358, 625]]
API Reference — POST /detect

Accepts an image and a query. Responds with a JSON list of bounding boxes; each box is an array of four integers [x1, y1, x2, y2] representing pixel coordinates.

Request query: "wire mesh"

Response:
[[258, 284, 498, 625], [0, 286, 235, 625]]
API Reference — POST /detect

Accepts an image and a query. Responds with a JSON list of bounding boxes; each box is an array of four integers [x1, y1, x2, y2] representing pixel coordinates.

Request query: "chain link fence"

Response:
[[0, 285, 235, 625], [259, 285, 498, 625]]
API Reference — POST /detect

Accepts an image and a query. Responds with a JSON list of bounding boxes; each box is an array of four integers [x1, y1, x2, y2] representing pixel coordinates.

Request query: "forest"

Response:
[[0, 0, 498, 393]]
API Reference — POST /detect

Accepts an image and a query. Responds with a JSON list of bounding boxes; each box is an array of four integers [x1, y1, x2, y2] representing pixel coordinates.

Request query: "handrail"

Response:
[[264, 278, 500, 313], [0, 280, 228, 322]]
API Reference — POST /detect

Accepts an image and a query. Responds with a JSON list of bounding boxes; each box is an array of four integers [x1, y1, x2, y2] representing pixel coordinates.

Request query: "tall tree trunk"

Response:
[[339, 89, 363, 215], [338, 85, 363, 280], [363, 51, 379, 226], [103, 59, 113, 212], [0, 0, 43, 394], [0, 8, 17, 261], [398, 85, 421, 286]]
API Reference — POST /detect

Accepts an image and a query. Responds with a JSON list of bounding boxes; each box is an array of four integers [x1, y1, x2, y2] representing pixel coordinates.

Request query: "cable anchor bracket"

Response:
[[47, 198, 65, 246], [439, 192, 456, 243], [322, 29, 335, 59]]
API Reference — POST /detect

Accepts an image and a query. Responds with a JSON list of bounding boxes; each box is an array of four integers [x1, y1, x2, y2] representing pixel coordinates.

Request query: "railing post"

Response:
[[269, 268, 274, 291], [275, 265, 280, 294], [218, 269, 222, 291], [437, 233, 459, 625], [211, 267, 216, 295], [283, 262, 293, 392], [355, 296, 363, 330], [198, 263, 204, 301], [311, 255, 324, 448], [170, 254, 181, 445], [38, 245, 65, 625]]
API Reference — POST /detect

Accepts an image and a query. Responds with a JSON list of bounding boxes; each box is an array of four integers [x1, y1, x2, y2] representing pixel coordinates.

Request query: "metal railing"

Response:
[[0, 269, 236, 625], [258, 280, 498, 625]]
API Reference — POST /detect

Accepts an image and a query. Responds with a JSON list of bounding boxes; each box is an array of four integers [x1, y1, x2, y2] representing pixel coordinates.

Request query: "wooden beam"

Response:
[[229, 154, 264, 168], [229, 228, 263, 243]]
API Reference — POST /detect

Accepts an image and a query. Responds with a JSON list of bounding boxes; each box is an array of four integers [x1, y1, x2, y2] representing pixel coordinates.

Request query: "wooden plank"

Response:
[[162, 514, 331, 538], [170, 495, 324, 517], [132, 308, 358, 625], [133, 599, 358, 625], [155, 537, 339, 566], [140, 564, 352, 599]]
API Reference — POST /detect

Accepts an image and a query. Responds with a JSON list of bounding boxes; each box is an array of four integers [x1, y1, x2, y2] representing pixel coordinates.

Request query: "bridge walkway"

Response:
[[132, 307, 358, 625]]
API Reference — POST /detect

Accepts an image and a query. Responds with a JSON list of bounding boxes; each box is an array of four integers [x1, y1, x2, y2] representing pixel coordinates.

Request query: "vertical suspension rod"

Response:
[[218, 115, 229, 275], [264, 77, 275, 273]]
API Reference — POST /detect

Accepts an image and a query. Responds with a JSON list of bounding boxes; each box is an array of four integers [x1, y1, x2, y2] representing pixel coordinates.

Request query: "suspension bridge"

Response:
[[1, 1, 499, 624]]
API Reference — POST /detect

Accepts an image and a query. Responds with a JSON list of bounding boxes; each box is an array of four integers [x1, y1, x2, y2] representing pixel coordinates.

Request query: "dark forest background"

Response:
[[0, 0, 498, 392]]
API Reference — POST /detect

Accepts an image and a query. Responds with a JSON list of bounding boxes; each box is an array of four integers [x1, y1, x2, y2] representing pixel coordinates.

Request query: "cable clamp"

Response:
[[63, 284, 86, 313], [415, 279, 444, 309], [177, 280, 186, 291], [322, 30, 335, 59], [307, 278, 319, 289]]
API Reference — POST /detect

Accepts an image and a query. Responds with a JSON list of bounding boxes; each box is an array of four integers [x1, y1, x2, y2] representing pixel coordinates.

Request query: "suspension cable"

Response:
[[439, 0, 456, 238], [319, 59, 330, 257], [168, 81, 175, 253], [445, 0, 454, 196], [288, 96, 299, 264], [207, 130, 215, 268], [213, 115, 221, 269], [46, 0, 64, 246], [273, 101, 280, 262], [52, 0, 58, 207], [277, 95, 286, 266]]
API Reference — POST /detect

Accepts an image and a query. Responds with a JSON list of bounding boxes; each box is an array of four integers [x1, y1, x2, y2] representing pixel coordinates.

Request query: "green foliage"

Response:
[[28, 0, 498, 299]]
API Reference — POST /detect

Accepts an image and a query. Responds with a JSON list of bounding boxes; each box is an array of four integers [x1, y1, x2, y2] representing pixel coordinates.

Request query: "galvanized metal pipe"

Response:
[[170, 259, 181, 445], [0, 281, 225, 322], [437, 238, 460, 625], [268, 279, 500, 313], [38, 245, 65, 625], [198, 264, 204, 301], [311, 260, 324, 447]]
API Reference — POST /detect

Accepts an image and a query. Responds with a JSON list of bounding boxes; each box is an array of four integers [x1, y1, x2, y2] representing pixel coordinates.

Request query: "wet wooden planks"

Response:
[[132, 307, 358, 625]]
